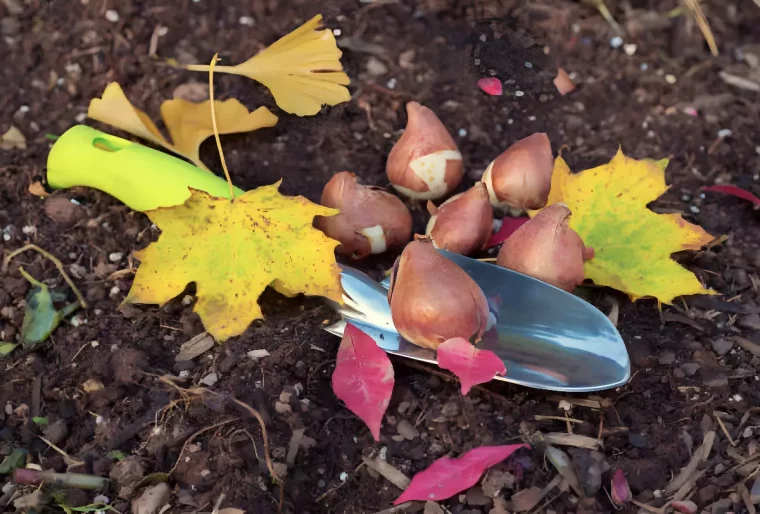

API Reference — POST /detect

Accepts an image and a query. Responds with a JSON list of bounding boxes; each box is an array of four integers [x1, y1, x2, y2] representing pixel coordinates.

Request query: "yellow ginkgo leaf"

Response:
[[87, 82, 278, 170], [87, 82, 171, 149], [160, 98, 278, 169], [186, 14, 351, 116], [123, 184, 343, 341]]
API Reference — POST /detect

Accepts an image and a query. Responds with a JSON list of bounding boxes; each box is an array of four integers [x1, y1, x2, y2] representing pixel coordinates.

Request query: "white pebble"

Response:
[[624, 44, 637, 56], [515, 90, 524, 97], [2, 234, 10, 242], [75, 113, 87, 123], [93, 495, 109, 505], [105, 9, 119, 22], [200, 372, 218, 386], [339, 472, 348, 482], [109, 285, 120, 297], [528, 116, 536, 121], [248, 349, 271, 360], [238, 16, 255, 26], [690, 205, 700, 214], [90, 341, 100, 348], [717, 129, 732, 138], [108, 252, 123, 263], [610, 36, 623, 48], [179, 370, 189, 378], [640, 63, 649, 71], [22, 225, 36, 235], [458, 128, 467, 137], [507, 119, 513, 124], [19, 105, 30, 114], [386, 78, 397, 89], [665, 74, 677, 84], [333, 29, 341, 36]]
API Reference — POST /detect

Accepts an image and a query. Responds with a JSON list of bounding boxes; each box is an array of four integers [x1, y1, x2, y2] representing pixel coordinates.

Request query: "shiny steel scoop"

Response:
[[324, 250, 630, 392]]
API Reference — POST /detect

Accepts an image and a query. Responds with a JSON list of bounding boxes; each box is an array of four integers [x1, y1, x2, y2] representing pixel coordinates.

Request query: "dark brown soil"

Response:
[[2, 0, 760, 513]]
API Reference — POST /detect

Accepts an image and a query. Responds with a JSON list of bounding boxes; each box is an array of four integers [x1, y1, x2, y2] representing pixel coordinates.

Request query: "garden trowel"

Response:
[[47, 125, 630, 393], [324, 251, 630, 393]]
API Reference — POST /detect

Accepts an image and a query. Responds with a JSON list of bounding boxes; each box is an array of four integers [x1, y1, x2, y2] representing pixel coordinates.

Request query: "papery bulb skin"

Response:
[[315, 171, 412, 260], [554, 67, 576, 95], [425, 183, 493, 255], [481, 133, 554, 210], [388, 239, 490, 349], [386, 101, 464, 200], [496, 203, 589, 292]]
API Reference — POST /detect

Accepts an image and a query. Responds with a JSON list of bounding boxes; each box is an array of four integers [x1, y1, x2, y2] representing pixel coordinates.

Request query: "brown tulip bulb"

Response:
[[481, 132, 554, 211], [425, 183, 493, 256], [386, 101, 464, 200], [315, 171, 412, 260], [388, 239, 490, 349], [496, 203, 593, 292]]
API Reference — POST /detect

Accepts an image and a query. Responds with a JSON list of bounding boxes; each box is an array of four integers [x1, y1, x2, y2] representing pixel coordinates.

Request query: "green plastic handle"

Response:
[[46, 125, 245, 211]]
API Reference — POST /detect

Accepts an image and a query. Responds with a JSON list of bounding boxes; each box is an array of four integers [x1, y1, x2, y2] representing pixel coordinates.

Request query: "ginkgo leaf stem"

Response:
[[208, 53, 235, 202], [186, 64, 238, 74]]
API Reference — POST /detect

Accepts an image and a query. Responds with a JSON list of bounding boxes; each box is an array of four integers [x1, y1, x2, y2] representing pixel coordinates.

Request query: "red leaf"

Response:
[[331, 323, 394, 441], [478, 78, 503, 96], [702, 185, 760, 206], [437, 337, 506, 395], [610, 469, 631, 506], [394, 444, 529, 504], [486, 216, 530, 248]]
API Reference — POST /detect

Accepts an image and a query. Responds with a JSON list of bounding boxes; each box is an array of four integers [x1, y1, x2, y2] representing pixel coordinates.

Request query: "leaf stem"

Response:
[[207, 53, 235, 202], [3, 244, 87, 309]]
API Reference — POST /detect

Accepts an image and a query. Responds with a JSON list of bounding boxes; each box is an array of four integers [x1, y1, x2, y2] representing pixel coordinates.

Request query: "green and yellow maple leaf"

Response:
[[529, 148, 716, 304], [123, 183, 343, 341]]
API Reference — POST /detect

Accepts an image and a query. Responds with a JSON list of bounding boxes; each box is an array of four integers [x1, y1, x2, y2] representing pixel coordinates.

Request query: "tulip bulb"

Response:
[[496, 203, 592, 292], [315, 171, 412, 260], [481, 132, 554, 211], [386, 101, 464, 200], [425, 183, 493, 255], [388, 239, 490, 349]]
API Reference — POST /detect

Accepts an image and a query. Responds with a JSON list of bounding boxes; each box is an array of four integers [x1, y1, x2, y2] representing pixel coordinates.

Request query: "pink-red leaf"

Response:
[[702, 185, 760, 206], [394, 444, 529, 505], [331, 323, 394, 441], [478, 78, 503, 96], [486, 216, 530, 248], [610, 469, 631, 506], [437, 337, 506, 395]]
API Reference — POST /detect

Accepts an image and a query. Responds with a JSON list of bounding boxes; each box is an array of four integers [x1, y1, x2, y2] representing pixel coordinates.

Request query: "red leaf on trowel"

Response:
[[702, 185, 760, 206], [437, 337, 506, 395], [394, 444, 529, 505], [486, 216, 530, 248], [331, 323, 394, 441]]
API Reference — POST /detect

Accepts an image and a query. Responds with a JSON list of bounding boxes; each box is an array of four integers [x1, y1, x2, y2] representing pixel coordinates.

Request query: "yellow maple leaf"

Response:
[[123, 184, 343, 341], [185, 14, 351, 116], [87, 82, 278, 170], [529, 148, 716, 304]]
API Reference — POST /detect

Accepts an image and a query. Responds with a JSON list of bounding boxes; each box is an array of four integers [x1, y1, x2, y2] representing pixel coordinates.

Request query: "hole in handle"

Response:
[[92, 137, 129, 153]]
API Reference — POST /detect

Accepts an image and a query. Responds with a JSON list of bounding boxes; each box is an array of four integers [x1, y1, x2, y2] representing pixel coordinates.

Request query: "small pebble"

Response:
[[717, 128, 732, 138], [458, 128, 467, 137], [339, 472, 348, 482], [386, 78, 397, 89], [528, 115, 536, 121], [199, 372, 218, 386], [665, 74, 677, 84], [683, 107, 698, 116], [105, 9, 119, 22], [19, 105, 30, 114], [108, 252, 123, 263], [623, 44, 637, 56], [238, 16, 255, 26], [333, 28, 341, 36], [689, 205, 700, 214], [610, 36, 623, 49], [640, 63, 649, 71]]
